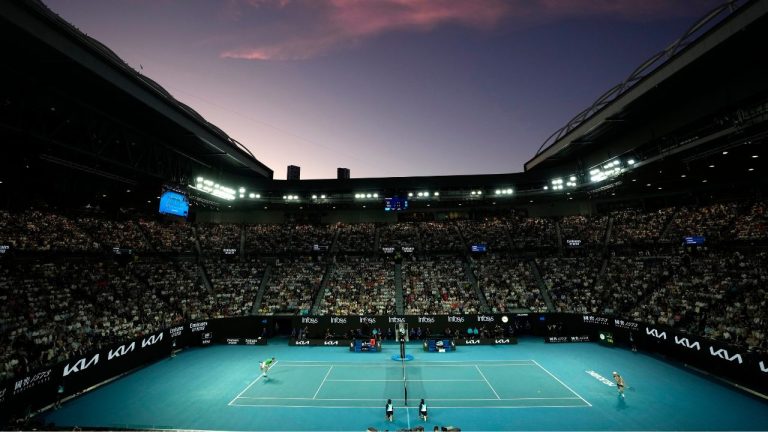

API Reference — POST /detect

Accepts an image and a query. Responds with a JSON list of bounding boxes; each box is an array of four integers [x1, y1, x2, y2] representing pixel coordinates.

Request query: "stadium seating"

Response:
[[318, 256, 396, 316], [1, 202, 767, 383]]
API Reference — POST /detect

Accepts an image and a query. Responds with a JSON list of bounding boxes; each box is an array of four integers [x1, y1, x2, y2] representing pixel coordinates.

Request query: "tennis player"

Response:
[[612, 371, 625, 398], [260, 357, 276, 380], [419, 399, 428, 421], [385, 399, 394, 422]]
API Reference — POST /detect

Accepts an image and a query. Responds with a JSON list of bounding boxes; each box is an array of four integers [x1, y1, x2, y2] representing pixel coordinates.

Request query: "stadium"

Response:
[[1, 0, 767, 431]]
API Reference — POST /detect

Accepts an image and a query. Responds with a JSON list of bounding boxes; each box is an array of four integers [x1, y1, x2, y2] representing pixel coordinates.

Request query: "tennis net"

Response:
[[402, 353, 408, 405]]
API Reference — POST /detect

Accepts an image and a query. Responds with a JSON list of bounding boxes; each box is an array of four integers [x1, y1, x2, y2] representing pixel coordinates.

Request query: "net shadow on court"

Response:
[[229, 360, 591, 409]]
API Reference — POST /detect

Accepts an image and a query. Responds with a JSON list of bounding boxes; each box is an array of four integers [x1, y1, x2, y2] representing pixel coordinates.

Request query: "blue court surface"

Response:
[[44, 337, 768, 431]]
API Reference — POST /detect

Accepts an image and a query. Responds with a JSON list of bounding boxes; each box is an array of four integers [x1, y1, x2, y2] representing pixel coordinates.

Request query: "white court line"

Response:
[[227, 360, 279, 405], [274, 364, 532, 368], [267, 364, 329, 367], [276, 360, 535, 364], [326, 379, 485, 382], [474, 365, 501, 400], [531, 359, 592, 407], [229, 403, 590, 409], [478, 364, 538, 367], [313, 366, 334, 400], [409, 360, 535, 363], [406, 404, 411, 429], [239, 396, 579, 406]]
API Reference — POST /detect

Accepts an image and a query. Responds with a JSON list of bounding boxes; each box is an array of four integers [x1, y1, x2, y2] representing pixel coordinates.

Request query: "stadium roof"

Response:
[[0, 0, 273, 180], [525, 0, 768, 173], [1, 0, 766, 213]]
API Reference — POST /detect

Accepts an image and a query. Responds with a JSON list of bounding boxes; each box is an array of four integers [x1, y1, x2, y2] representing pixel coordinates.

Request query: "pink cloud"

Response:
[[221, 0, 509, 60], [220, 0, 711, 61], [536, 0, 713, 19]]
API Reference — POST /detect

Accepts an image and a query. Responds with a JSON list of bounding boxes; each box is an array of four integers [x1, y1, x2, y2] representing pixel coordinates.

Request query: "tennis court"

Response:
[[229, 359, 590, 408], [43, 338, 768, 431]]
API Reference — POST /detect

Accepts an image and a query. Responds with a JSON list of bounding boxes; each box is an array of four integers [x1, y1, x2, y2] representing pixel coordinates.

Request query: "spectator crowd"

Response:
[[1, 201, 767, 384]]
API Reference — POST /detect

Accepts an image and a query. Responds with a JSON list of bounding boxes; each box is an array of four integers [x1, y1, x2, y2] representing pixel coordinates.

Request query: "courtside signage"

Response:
[[63, 354, 99, 377], [13, 369, 52, 394], [645, 327, 667, 339], [108, 342, 136, 360], [674, 336, 701, 350], [709, 347, 743, 364]]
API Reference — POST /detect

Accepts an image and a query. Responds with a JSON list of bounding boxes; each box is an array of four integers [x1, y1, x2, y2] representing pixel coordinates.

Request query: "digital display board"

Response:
[[159, 190, 189, 218], [470, 244, 487, 252], [566, 239, 582, 248], [684, 236, 706, 245], [384, 197, 408, 211]]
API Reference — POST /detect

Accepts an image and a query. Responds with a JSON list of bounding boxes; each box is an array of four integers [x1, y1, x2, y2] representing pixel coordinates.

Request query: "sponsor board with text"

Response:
[[546, 335, 591, 343], [289, 339, 350, 347]]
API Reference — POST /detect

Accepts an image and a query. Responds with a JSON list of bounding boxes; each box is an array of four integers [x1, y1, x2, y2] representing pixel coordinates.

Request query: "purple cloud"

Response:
[[220, 0, 711, 61]]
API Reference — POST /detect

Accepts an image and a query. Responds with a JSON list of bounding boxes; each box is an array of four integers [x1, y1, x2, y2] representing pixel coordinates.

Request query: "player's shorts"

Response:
[[386, 410, 393, 416], [617, 384, 624, 390]]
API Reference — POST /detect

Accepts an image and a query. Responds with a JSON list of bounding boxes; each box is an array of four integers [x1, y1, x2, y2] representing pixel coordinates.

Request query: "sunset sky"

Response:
[[44, 0, 720, 179]]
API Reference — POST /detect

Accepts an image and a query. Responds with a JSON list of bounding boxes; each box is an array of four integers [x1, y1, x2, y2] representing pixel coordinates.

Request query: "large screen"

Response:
[[471, 244, 487, 252], [684, 236, 705, 245], [384, 197, 408, 212], [159, 190, 189, 218], [566, 239, 582, 248]]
